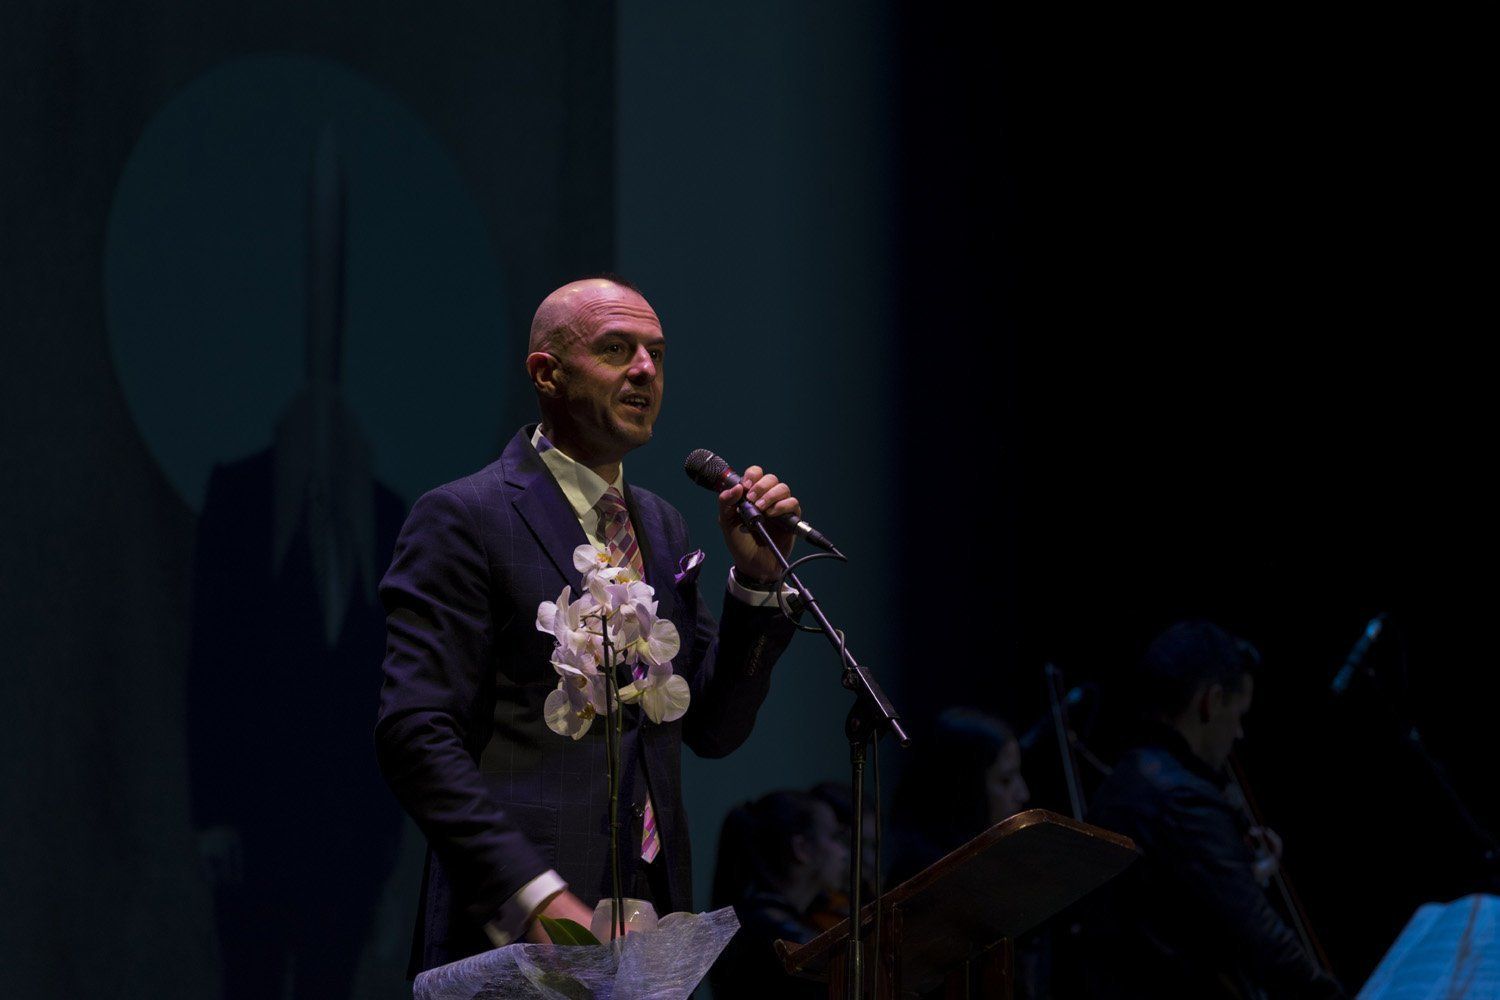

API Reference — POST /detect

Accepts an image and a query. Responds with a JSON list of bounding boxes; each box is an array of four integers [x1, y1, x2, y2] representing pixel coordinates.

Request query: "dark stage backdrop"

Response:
[[1, 1, 615, 996], [895, 6, 1492, 992]]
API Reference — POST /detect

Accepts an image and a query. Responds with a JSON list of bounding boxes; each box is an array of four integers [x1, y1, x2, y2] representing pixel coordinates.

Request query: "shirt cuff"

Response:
[[484, 869, 568, 948], [727, 567, 799, 608]]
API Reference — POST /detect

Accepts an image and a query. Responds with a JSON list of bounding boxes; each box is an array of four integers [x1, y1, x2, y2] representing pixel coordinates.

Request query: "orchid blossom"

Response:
[[618, 660, 691, 724], [539, 544, 687, 738]]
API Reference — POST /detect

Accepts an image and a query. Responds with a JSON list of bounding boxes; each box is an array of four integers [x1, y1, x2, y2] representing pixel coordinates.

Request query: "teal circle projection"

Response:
[[105, 53, 507, 508]]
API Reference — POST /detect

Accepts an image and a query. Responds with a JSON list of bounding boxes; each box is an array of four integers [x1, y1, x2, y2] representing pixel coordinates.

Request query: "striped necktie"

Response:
[[595, 487, 646, 582], [594, 486, 661, 864]]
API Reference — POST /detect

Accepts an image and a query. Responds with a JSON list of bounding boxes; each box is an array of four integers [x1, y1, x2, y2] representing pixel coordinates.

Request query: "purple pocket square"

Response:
[[674, 549, 706, 587]]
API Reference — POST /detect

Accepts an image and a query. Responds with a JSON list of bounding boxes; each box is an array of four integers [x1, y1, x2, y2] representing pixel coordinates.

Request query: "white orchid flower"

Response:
[[537, 585, 580, 641], [544, 645, 613, 740], [573, 543, 649, 610], [617, 599, 680, 667], [602, 577, 649, 614], [538, 586, 603, 667], [586, 568, 613, 611], [544, 675, 597, 739], [545, 543, 690, 732], [619, 660, 691, 724], [536, 584, 569, 636], [573, 543, 613, 577], [551, 640, 601, 684]]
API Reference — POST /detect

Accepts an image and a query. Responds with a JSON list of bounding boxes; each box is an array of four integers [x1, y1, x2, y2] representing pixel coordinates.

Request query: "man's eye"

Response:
[[649, 350, 663, 362]]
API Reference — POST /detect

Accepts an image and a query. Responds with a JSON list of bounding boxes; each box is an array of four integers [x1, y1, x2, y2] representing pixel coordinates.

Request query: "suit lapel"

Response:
[[503, 429, 590, 590]]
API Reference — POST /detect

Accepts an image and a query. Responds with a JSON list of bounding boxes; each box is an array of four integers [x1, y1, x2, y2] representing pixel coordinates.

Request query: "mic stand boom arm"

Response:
[[737, 512, 909, 1000]]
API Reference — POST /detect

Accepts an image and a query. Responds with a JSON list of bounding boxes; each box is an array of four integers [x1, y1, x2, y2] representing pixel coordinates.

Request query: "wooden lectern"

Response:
[[777, 808, 1138, 999]]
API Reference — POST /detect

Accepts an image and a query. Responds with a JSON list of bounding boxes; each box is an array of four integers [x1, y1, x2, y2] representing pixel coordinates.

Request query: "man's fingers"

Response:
[[752, 482, 792, 511], [719, 467, 801, 539], [765, 495, 800, 519], [745, 475, 778, 505]]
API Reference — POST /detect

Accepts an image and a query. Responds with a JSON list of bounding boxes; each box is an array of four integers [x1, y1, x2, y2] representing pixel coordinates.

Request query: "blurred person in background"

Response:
[[890, 707, 1043, 998], [710, 790, 850, 999], [889, 707, 1030, 885], [1078, 621, 1345, 999], [805, 779, 878, 932]]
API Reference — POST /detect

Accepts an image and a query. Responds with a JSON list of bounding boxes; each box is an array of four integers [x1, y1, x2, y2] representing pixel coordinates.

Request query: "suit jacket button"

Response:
[[633, 804, 646, 818]]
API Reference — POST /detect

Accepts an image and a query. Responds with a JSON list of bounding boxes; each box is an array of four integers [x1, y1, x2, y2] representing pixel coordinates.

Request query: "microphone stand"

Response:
[[1044, 664, 1087, 822], [737, 510, 909, 1000], [1402, 725, 1500, 870], [1346, 624, 1500, 873]]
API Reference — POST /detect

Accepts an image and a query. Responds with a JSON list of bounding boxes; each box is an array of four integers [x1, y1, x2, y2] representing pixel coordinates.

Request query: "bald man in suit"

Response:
[[376, 276, 803, 974]]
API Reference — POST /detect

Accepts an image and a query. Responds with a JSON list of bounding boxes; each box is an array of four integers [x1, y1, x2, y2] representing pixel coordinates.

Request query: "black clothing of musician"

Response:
[[710, 884, 827, 1000], [1079, 723, 1345, 999]]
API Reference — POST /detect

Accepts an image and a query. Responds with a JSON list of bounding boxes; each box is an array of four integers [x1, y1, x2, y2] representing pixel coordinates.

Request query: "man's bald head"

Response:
[[528, 276, 656, 357], [524, 276, 666, 475]]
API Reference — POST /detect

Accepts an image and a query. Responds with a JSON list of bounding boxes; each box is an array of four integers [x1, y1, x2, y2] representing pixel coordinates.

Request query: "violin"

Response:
[[806, 889, 850, 932], [1225, 753, 1337, 984]]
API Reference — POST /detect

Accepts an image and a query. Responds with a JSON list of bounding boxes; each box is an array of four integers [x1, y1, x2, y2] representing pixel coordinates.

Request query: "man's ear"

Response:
[[1198, 683, 1221, 723], [527, 352, 563, 397]]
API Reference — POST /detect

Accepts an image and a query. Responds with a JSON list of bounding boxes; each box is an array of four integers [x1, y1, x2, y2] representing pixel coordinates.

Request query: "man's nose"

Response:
[[628, 347, 657, 380]]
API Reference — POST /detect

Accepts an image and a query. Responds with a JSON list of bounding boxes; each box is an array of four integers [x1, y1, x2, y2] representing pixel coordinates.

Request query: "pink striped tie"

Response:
[[596, 487, 646, 582], [595, 487, 661, 864]]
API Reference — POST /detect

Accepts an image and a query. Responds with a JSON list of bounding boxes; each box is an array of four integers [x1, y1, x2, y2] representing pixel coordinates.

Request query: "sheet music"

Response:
[[1357, 894, 1498, 1000]]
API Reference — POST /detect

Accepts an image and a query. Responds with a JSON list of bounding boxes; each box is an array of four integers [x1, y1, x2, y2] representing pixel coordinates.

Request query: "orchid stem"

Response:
[[602, 626, 625, 943]]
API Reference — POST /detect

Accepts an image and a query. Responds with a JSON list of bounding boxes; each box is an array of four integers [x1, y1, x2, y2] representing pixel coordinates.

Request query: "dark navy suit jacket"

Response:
[[375, 427, 795, 975]]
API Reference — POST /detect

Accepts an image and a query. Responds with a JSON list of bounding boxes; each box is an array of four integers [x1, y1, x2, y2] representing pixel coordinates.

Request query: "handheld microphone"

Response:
[[683, 449, 842, 557], [1329, 613, 1387, 696]]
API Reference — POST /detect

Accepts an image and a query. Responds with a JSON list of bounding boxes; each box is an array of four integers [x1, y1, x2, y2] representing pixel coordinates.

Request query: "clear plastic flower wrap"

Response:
[[413, 907, 741, 1000]]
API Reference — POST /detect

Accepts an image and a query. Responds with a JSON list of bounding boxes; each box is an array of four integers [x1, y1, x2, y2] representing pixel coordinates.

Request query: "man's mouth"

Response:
[[620, 393, 652, 413]]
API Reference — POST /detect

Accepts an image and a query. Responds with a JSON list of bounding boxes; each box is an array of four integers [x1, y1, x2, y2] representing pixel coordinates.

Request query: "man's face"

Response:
[[1201, 674, 1254, 771], [985, 739, 1031, 825], [801, 802, 851, 895], [546, 283, 665, 461]]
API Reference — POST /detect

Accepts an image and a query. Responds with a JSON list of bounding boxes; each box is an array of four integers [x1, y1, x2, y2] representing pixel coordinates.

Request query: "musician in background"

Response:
[[709, 790, 850, 999], [889, 707, 1030, 885], [1078, 621, 1345, 999], [804, 781, 877, 932], [889, 708, 1046, 999]]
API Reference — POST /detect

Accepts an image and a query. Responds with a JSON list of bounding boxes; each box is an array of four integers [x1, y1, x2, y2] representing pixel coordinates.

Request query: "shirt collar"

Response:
[[531, 424, 624, 520]]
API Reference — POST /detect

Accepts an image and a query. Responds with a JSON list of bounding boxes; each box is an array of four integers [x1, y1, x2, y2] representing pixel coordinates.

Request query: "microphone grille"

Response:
[[684, 449, 730, 488]]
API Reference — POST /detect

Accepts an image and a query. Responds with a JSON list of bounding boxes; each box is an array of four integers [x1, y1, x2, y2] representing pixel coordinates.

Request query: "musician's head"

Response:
[[712, 790, 849, 914], [894, 707, 1029, 854], [1140, 620, 1259, 770], [808, 781, 877, 896], [525, 275, 664, 472]]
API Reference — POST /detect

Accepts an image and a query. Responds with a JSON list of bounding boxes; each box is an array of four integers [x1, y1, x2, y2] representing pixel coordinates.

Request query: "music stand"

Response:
[[777, 808, 1138, 999]]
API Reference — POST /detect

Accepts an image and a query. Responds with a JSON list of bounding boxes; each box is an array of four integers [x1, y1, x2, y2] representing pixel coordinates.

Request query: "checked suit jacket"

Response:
[[375, 426, 795, 975]]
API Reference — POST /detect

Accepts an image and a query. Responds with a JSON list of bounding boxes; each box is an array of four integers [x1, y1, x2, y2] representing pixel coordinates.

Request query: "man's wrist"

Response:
[[484, 869, 568, 947], [733, 566, 779, 590], [727, 566, 800, 610]]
